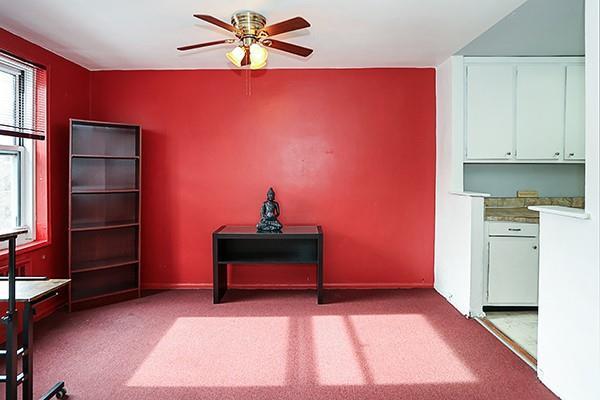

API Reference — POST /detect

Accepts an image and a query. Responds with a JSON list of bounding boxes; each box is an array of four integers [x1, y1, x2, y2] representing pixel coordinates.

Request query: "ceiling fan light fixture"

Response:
[[226, 46, 246, 67], [249, 43, 268, 69], [178, 12, 313, 68]]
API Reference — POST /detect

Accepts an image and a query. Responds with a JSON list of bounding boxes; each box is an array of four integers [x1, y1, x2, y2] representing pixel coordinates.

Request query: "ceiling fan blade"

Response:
[[241, 49, 250, 66], [264, 39, 313, 57], [194, 14, 238, 33], [261, 17, 310, 37], [177, 39, 233, 51]]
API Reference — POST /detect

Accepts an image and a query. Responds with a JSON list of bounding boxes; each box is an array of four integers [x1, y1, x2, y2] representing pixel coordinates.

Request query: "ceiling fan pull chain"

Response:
[[245, 68, 251, 97]]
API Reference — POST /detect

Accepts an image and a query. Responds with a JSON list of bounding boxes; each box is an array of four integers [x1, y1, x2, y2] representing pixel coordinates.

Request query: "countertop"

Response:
[[485, 207, 540, 223], [484, 197, 584, 224], [529, 205, 590, 220]]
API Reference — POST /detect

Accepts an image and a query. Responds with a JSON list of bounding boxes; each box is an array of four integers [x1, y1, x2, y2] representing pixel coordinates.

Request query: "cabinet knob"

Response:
[[506, 152, 512, 156], [569, 153, 575, 157], [554, 152, 560, 156], [533, 245, 538, 250]]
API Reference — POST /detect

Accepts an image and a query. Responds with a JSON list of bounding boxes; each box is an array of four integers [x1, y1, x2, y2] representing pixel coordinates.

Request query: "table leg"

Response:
[[317, 236, 324, 304], [213, 256, 219, 304], [213, 262, 228, 304], [219, 263, 228, 302], [22, 302, 34, 400]]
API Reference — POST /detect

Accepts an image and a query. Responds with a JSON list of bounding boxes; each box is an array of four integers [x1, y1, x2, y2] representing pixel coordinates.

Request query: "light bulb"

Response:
[[226, 46, 246, 67], [249, 43, 268, 70]]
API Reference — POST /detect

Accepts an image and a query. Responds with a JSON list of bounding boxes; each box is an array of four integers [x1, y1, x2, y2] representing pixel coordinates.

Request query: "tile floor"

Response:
[[486, 311, 538, 358]]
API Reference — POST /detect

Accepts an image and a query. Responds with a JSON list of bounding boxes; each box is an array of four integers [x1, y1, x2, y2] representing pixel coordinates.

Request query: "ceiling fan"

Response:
[[177, 11, 313, 69]]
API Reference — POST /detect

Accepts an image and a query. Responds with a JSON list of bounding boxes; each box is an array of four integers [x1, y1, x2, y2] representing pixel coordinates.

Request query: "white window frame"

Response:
[[0, 56, 36, 249]]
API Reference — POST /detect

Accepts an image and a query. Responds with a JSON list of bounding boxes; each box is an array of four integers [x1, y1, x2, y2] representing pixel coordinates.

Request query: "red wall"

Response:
[[90, 69, 436, 288], [0, 28, 90, 277], [0, 28, 90, 314], [1, 27, 437, 290]]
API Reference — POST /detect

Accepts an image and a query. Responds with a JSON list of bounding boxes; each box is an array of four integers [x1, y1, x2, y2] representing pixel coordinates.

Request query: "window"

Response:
[[0, 53, 39, 246]]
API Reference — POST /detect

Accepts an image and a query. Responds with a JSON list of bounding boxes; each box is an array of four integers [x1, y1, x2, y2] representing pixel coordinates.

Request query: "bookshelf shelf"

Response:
[[71, 188, 139, 194], [70, 222, 139, 232], [71, 154, 140, 159]]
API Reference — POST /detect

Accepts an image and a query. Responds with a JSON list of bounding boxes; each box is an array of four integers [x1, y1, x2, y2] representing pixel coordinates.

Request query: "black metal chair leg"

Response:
[[5, 236, 18, 400], [39, 381, 66, 400]]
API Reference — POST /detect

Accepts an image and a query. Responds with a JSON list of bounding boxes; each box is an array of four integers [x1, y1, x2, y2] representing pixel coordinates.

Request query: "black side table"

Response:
[[212, 225, 324, 304]]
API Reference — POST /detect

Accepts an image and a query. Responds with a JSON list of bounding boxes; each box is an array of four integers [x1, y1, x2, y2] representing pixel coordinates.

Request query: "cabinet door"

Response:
[[516, 65, 565, 160], [565, 65, 585, 160], [487, 236, 539, 305], [466, 64, 515, 160]]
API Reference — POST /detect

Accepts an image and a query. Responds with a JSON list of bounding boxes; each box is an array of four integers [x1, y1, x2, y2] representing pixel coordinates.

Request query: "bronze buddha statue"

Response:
[[256, 187, 283, 232]]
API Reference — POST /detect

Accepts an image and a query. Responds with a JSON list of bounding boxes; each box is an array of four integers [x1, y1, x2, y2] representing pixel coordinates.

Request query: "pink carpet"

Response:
[[25, 289, 556, 399]]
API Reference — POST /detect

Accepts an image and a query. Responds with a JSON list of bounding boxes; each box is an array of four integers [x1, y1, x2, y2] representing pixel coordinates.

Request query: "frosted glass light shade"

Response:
[[249, 43, 268, 70], [226, 46, 246, 67]]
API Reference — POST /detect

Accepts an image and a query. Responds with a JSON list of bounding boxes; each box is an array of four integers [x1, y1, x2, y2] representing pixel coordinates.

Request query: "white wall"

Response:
[[463, 163, 586, 197], [535, 2, 600, 399], [584, 2, 600, 219], [434, 192, 485, 316], [537, 216, 599, 399], [458, 0, 584, 56], [434, 57, 486, 317]]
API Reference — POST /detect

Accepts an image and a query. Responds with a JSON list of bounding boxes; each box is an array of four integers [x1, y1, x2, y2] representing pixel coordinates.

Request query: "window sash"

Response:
[[0, 149, 21, 228], [0, 57, 37, 247], [0, 52, 45, 140], [0, 68, 18, 133], [0, 143, 34, 248]]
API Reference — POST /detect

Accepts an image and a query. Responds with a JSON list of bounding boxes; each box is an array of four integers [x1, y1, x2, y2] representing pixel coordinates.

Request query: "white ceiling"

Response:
[[0, 0, 526, 70]]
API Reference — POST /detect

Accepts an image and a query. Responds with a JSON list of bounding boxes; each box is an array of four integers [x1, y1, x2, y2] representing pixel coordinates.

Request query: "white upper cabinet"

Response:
[[516, 65, 565, 160], [466, 64, 514, 160], [565, 65, 586, 160], [463, 57, 585, 163]]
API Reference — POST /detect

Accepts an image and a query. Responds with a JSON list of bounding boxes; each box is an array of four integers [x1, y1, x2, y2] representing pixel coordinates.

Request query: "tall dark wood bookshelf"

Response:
[[69, 119, 141, 310]]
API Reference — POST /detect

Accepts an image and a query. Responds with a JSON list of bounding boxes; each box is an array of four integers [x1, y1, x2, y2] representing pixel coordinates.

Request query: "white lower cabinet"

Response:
[[486, 222, 539, 306]]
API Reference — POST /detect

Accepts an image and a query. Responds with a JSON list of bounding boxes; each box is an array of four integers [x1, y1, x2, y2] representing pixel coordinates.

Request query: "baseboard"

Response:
[[142, 282, 433, 290], [142, 283, 212, 290], [325, 282, 433, 289], [483, 305, 538, 312], [433, 286, 470, 317]]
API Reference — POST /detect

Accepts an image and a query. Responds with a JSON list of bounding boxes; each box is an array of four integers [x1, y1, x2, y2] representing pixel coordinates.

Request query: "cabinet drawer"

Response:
[[488, 222, 538, 237]]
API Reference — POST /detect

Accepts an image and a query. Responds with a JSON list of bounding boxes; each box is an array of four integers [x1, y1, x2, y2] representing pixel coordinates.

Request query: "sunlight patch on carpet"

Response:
[[127, 317, 289, 387], [313, 314, 478, 385], [349, 314, 478, 384], [312, 316, 367, 385]]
